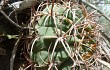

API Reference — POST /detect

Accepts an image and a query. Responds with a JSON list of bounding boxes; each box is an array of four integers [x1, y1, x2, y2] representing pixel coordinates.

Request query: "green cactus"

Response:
[[30, 1, 100, 70]]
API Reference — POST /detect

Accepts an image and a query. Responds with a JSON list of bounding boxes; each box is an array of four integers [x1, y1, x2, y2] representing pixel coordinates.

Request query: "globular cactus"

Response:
[[30, 1, 101, 70]]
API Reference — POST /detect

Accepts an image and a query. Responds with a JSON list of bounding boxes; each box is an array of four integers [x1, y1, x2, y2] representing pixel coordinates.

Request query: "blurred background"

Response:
[[86, 0, 110, 35]]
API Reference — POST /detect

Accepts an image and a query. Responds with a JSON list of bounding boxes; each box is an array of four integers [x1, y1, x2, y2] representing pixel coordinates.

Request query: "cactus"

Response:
[[30, 1, 102, 70], [1, 0, 110, 70]]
